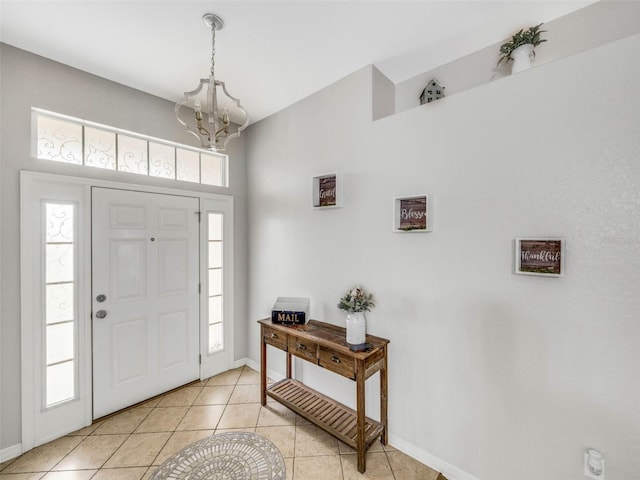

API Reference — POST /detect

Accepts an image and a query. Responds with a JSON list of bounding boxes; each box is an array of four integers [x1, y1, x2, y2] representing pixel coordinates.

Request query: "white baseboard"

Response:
[[235, 357, 285, 384], [387, 433, 481, 480], [235, 356, 255, 370], [239, 357, 480, 480], [0, 443, 22, 463]]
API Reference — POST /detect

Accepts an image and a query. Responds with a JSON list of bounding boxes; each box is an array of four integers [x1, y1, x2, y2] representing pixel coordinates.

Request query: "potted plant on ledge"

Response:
[[498, 23, 547, 74]]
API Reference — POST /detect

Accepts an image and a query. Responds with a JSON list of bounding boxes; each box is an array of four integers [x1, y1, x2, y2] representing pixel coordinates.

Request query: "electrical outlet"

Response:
[[584, 450, 605, 480]]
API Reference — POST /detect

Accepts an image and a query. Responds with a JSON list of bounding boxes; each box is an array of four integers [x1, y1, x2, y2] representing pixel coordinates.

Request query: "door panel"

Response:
[[92, 187, 199, 418], [158, 239, 189, 295], [159, 310, 190, 369], [111, 317, 148, 384], [111, 239, 147, 302]]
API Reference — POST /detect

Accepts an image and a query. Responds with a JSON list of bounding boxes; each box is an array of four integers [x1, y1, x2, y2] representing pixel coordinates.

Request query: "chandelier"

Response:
[[175, 13, 249, 152]]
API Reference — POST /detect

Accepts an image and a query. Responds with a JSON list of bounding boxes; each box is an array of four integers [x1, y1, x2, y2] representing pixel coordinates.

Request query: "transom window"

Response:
[[33, 109, 228, 187]]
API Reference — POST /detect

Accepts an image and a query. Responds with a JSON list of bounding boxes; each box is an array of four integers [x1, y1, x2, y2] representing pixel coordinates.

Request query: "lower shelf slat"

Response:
[[266, 378, 384, 449]]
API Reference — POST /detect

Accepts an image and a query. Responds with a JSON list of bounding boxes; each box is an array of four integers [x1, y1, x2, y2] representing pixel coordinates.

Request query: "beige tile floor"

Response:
[[0, 366, 440, 480]]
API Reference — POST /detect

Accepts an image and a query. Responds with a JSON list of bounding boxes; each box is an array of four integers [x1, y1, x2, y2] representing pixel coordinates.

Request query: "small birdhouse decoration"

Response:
[[419, 78, 445, 105]]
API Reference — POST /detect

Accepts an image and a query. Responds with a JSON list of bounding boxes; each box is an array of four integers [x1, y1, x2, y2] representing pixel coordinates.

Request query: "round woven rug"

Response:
[[151, 432, 286, 480]]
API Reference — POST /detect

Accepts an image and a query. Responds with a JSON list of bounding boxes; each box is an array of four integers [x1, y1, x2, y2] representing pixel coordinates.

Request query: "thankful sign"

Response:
[[517, 239, 563, 276]]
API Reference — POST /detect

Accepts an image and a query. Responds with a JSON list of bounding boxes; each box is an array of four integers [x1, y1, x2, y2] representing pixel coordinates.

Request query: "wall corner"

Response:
[[371, 65, 396, 121]]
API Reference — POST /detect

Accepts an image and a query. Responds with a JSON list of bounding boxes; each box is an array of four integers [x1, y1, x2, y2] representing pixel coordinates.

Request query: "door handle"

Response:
[[96, 294, 107, 303], [95, 310, 107, 319]]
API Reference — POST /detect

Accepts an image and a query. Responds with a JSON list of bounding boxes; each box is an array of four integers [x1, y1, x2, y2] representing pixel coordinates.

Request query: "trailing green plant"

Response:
[[498, 23, 546, 65]]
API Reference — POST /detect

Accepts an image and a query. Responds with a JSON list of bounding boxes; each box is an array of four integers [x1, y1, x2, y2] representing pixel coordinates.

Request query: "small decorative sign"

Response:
[[318, 175, 336, 206], [394, 195, 430, 232], [515, 238, 564, 277], [312, 173, 341, 208], [271, 297, 310, 325]]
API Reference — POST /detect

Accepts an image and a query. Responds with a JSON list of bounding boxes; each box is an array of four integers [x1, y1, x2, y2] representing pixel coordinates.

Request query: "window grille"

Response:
[[34, 109, 228, 187]]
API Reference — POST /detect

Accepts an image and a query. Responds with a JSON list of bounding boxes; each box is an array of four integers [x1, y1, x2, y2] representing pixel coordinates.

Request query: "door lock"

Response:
[[96, 294, 107, 303], [95, 310, 107, 319]]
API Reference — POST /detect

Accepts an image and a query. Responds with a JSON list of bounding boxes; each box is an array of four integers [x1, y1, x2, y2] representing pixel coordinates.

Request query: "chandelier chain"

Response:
[[210, 25, 216, 76]]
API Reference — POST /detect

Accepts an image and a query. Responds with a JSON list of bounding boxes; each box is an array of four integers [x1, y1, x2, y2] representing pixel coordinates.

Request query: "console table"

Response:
[[259, 318, 389, 473]]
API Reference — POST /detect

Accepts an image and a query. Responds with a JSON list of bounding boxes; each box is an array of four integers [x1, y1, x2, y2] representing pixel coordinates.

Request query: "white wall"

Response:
[[245, 32, 640, 480], [0, 44, 249, 451], [395, 1, 640, 116]]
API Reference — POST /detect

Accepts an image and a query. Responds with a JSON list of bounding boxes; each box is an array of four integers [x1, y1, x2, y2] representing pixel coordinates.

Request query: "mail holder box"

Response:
[[271, 297, 310, 325]]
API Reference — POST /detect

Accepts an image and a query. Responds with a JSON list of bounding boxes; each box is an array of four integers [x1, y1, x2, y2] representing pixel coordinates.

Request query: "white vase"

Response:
[[510, 43, 534, 74], [346, 312, 366, 345]]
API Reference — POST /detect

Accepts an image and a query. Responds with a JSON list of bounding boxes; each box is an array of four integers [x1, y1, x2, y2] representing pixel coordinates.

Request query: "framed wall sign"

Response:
[[515, 238, 564, 277], [393, 195, 431, 232], [312, 173, 341, 208]]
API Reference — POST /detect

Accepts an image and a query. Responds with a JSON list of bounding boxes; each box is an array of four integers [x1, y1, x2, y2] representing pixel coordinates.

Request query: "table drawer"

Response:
[[263, 325, 287, 350], [319, 347, 355, 380], [288, 336, 318, 363]]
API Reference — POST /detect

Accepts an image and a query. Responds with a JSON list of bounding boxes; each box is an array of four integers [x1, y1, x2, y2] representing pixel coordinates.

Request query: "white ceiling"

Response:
[[1, 0, 594, 123]]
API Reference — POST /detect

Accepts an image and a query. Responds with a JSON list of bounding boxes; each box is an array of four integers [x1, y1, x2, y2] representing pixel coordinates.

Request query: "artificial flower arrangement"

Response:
[[337, 286, 375, 313]]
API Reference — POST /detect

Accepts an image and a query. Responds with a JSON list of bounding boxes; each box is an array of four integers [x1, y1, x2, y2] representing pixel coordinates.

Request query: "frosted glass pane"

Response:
[[46, 203, 74, 242], [46, 244, 74, 283], [201, 153, 224, 186], [209, 295, 222, 324], [46, 283, 74, 324], [37, 115, 82, 164], [176, 149, 200, 183], [208, 241, 222, 269], [208, 213, 222, 241], [118, 135, 148, 174], [208, 268, 222, 296], [84, 127, 116, 169], [46, 322, 74, 364], [46, 361, 75, 406], [209, 323, 223, 353], [149, 142, 176, 179]]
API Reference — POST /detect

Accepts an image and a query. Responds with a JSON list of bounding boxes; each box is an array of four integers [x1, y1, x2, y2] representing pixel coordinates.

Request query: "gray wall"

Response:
[[0, 44, 249, 450], [245, 33, 640, 480]]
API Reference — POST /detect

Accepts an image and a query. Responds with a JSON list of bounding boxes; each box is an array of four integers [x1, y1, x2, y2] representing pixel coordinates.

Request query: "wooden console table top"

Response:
[[258, 318, 389, 354]]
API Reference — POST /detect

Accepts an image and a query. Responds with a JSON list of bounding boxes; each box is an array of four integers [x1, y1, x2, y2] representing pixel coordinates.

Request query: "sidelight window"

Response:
[[207, 213, 224, 353], [44, 202, 77, 407]]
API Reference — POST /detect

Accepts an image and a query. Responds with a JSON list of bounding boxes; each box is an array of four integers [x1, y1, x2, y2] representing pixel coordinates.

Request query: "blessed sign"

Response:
[[517, 239, 563, 276], [399, 196, 427, 231], [318, 175, 337, 207]]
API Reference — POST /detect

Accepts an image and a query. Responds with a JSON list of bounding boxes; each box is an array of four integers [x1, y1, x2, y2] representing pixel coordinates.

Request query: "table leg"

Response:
[[260, 330, 267, 406], [356, 359, 366, 473], [380, 345, 388, 445]]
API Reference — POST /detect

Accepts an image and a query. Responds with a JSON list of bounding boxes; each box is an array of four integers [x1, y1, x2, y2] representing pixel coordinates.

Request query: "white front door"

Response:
[[91, 187, 200, 418]]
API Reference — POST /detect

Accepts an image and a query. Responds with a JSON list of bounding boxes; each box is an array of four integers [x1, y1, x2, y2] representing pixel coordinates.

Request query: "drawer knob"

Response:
[[296, 343, 307, 351], [271, 333, 278, 339], [331, 356, 341, 364]]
